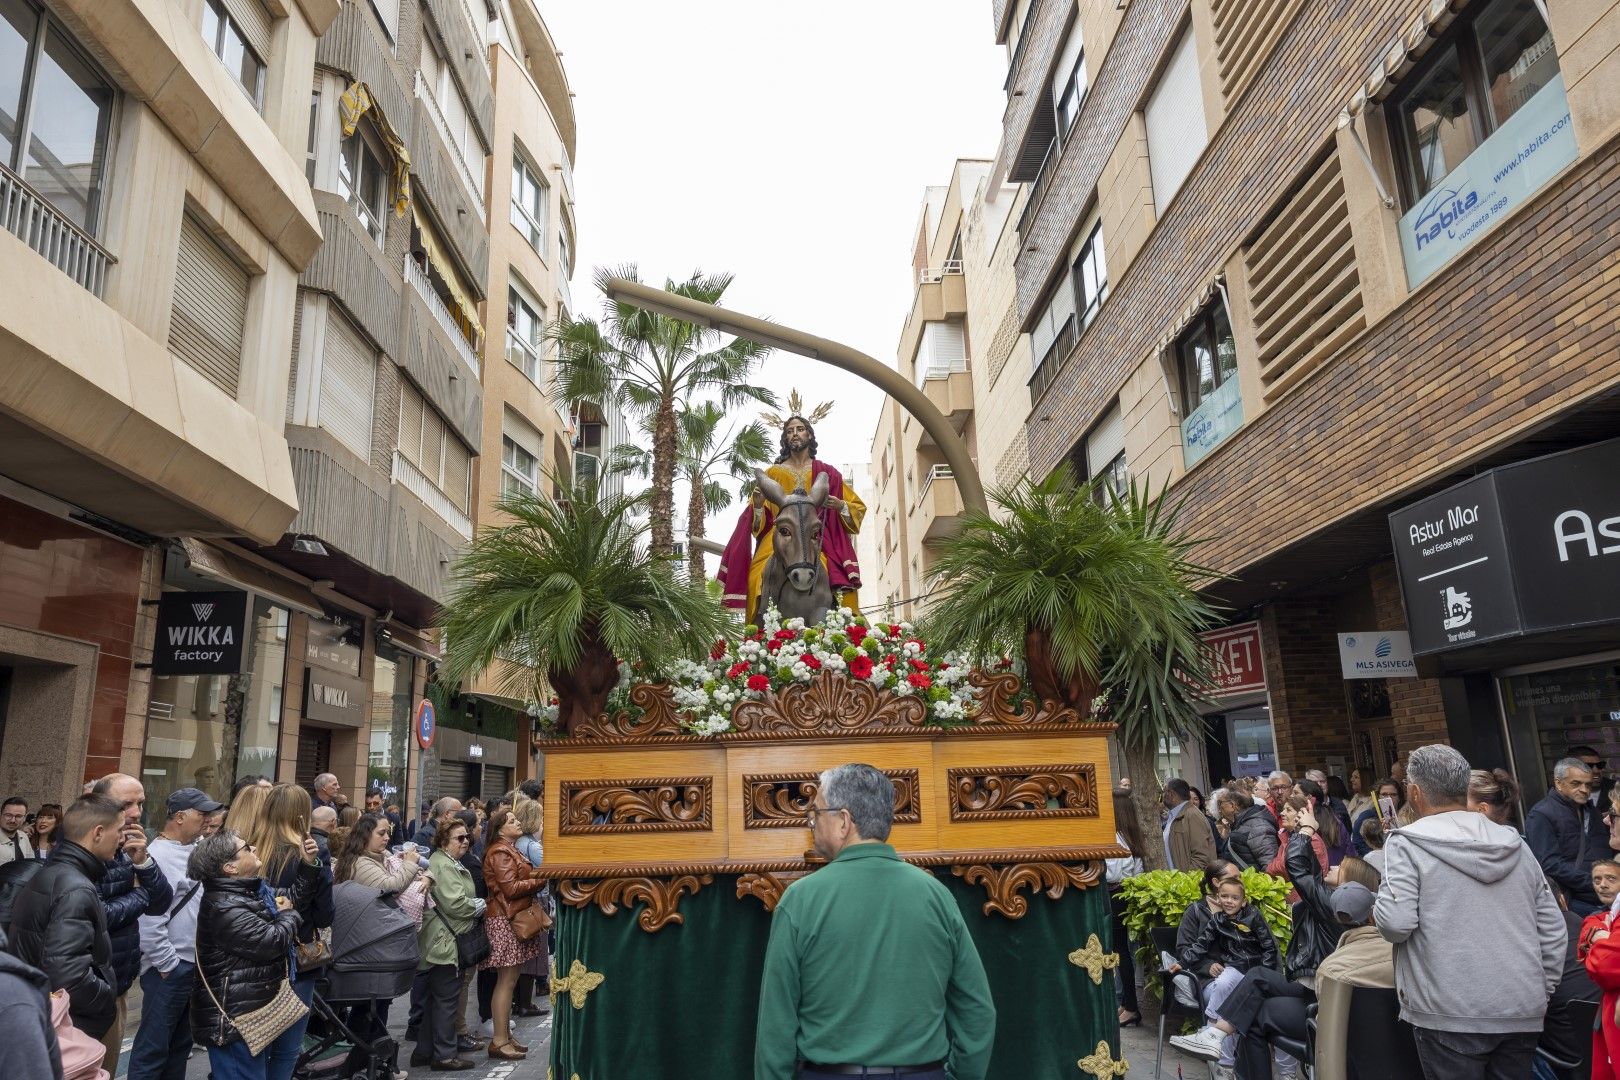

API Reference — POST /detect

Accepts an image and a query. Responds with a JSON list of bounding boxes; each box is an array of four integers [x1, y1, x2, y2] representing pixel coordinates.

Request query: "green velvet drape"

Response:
[[549, 871, 1119, 1080]]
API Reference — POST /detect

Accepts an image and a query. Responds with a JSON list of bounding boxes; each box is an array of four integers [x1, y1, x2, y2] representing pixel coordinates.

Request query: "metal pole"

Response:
[[601, 277, 990, 516]]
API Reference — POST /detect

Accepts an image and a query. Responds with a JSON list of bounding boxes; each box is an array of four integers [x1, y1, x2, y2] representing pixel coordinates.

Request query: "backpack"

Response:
[[0, 858, 43, 934]]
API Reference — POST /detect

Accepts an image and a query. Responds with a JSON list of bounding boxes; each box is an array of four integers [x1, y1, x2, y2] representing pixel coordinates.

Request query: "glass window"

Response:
[[200, 0, 264, 107], [1071, 223, 1107, 333], [140, 598, 288, 822], [339, 130, 387, 244], [1475, 0, 1557, 127], [305, 89, 319, 184], [1176, 300, 1238, 413], [367, 647, 413, 813], [510, 151, 548, 255], [501, 435, 538, 497], [506, 285, 543, 384], [305, 612, 362, 676], [1500, 655, 1620, 808], [1053, 9, 1087, 138], [1396, 50, 1476, 200], [0, 2, 115, 234]]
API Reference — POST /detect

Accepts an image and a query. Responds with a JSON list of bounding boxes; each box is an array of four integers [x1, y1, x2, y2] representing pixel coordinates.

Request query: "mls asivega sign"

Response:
[[153, 591, 251, 676]]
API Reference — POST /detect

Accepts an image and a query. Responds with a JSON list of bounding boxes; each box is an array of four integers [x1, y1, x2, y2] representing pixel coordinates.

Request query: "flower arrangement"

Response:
[[667, 606, 979, 736]]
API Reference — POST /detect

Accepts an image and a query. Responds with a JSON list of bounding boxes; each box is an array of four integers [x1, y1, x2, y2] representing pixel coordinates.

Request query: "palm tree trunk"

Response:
[[686, 473, 707, 585], [547, 629, 619, 735], [1121, 739, 1170, 870], [649, 395, 679, 555]]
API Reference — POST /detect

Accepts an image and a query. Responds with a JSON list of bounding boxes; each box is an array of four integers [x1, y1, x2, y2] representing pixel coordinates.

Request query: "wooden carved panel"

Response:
[[950, 861, 1104, 919], [569, 682, 686, 739], [730, 673, 928, 735], [556, 874, 713, 932], [558, 776, 713, 834], [742, 769, 922, 829], [947, 764, 1099, 822]]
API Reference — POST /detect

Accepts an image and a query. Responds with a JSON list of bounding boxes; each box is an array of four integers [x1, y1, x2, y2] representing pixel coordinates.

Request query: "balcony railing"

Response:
[[414, 71, 486, 222], [1028, 313, 1078, 404], [918, 463, 955, 502], [916, 356, 968, 391], [404, 254, 481, 378], [557, 268, 572, 312], [392, 450, 473, 540], [917, 259, 964, 285], [0, 162, 116, 295], [1016, 140, 1057, 239]]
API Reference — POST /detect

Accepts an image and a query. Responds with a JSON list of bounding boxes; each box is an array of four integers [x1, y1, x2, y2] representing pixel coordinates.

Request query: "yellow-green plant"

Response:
[[1117, 869, 1294, 999]]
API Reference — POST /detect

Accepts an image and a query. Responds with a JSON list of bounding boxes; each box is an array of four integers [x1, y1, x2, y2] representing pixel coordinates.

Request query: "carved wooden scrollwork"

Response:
[[735, 872, 788, 912], [969, 669, 1088, 726], [949, 861, 1104, 919], [743, 769, 921, 829], [730, 673, 928, 735], [570, 682, 687, 740], [555, 874, 714, 932], [946, 764, 1099, 822], [558, 776, 712, 834]]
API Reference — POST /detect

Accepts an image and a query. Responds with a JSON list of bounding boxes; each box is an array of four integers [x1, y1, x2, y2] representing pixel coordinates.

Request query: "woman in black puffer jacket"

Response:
[[1283, 804, 1346, 983], [189, 830, 321, 1079]]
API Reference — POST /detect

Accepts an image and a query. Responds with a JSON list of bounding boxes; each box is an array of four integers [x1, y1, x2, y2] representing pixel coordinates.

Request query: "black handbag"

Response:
[[432, 904, 490, 970]]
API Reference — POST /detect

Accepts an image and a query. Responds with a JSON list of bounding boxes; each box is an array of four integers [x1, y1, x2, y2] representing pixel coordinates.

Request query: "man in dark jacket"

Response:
[[0, 926, 60, 1080], [1526, 757, 1607, 915], [1218, 790, 1279, 871], [8, 795, 122, 1045], [89, 774, 173, 1073]]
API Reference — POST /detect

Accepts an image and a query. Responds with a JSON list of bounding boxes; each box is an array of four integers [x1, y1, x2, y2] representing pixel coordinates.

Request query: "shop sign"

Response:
[[1400, 74, 1577, 288], [415, 699, 436, 749], [305, 613, 362, 676], [1337, 632, 1417, 679], [1200, 622, 1266, 697], [304, 669, 366, 728], [152, 590, 251, 676], [1182, 377, 1244, 468], [1390, 437, 1620, 654]]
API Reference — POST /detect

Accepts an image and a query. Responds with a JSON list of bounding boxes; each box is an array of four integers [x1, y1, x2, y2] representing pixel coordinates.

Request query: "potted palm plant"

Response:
[[436, 479, 725, 734], [922, 469, 1220, 866]]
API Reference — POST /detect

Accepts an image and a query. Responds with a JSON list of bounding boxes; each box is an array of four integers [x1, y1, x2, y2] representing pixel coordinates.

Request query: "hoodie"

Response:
[[1373, 809, 1565, 1033], [0, 930, 62, 1080]]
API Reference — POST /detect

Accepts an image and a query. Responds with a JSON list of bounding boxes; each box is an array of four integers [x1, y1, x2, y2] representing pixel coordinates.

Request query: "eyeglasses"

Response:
[[450, 835, 470, 844], [233, 843, 254, 856], [806, 806, 846, 824], [1585, 760, 1608, 771]]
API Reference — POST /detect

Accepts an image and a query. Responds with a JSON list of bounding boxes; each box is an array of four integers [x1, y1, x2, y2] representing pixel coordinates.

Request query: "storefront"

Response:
[[1390, 437, 1620, 803], [1198, 621, 1278, 783]]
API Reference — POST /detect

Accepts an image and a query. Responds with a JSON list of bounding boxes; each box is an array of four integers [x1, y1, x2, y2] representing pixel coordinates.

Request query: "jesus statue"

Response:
[[718, 399, 865, 625]]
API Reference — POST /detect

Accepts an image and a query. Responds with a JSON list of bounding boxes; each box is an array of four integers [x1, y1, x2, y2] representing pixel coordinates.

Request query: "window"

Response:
[[317, 308, 375, 459], [305, 89, 319, 184], [419, 31, 484, 196], [1143, 27, 1209, 212], [1176, 300, 1237, 415], [917, 321, 966, 384], [0, 1, 115, 233], [506, 284, 544, 384], [501, 435, 538, 497], [1387, 0, 1556, 204], [169, 213, 249, 397], [510, 149, 549, 255], [1028, 277, 1077, 400], [559, 217, 574, 279], [1071, 223, 1106, 333], [397, 380, 472, 514], [1053, 9, 1087, 137], [338, 127, 387, 244], [368, 0, 400, 42], [200, 0, 267, 107], [1082, 402, 1127, 502]]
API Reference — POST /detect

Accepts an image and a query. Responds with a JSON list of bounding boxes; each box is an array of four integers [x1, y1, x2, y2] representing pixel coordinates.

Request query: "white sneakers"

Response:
[[1210, 1065, 1235, 1080], [1169, 1025, 1227, 1060]]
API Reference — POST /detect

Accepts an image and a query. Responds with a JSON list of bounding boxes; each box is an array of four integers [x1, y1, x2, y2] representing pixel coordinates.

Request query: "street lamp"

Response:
[[599, 276, 989, 516]]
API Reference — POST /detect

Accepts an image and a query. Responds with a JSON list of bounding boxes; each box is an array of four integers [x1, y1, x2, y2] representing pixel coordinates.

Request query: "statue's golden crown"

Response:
[[760, 389, 833, 429]]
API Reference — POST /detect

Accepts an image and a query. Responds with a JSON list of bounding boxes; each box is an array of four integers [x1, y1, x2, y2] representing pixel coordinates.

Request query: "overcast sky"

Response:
[[540, 0, 1008, 542]]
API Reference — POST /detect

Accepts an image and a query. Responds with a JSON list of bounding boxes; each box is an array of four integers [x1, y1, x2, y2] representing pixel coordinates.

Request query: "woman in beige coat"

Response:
[[334, 811, 424, 892]]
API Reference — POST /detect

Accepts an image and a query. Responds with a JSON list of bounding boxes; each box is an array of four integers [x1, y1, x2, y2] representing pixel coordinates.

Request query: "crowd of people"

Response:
[[1106, 745, 1620, 1080], [0, 775, 554, 1079]]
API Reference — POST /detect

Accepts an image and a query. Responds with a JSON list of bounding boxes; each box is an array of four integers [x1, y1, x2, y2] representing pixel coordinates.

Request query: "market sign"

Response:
[[1400, 74, 1577, 288], [1200, 621, 1266, 698], [1337, 632, 1417, 680], [152, 590, 251, 676], [1390, 437, 1620, 654], [303, 669, 366, 728]]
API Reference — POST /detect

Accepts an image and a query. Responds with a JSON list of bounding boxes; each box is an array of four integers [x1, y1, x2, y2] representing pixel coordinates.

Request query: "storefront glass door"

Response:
[[1500, 652, 1620, 806]]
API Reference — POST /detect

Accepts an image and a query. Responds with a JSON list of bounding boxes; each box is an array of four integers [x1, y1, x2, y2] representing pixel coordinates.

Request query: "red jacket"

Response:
[[1580, 909, 1620, 1080]]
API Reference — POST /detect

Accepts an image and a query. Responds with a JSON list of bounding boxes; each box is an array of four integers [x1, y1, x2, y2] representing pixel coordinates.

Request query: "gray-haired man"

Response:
[[754, 764, 996, 1080], [1374, 744, 1565, 1080], [1526, 756, 1607, 915]]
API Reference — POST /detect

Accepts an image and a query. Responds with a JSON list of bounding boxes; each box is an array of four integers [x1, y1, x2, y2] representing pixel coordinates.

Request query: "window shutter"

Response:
[[925, 322, 966, 366], [1052, 5, 1085, 111], [421, 406, 445, 480], [1144, 28, 1209, 212], [170, 214, 248, 397], [442, 436, 472, 513], [398, 382, 424, 466], [220, 0, 273, 61], [1085, 403, 1125, 479], [318, 309, 376, 459], [286, 292, 303, 424]]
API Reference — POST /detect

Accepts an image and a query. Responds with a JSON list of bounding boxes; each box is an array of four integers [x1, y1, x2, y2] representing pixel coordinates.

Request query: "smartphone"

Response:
[[1379, 795, 1397, 824]]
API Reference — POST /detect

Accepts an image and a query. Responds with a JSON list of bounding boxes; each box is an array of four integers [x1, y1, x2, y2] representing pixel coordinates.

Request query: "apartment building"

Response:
[[866, 159, 1033, 621], [994, 0, 1620, 798], [0, 0, 338, 803]]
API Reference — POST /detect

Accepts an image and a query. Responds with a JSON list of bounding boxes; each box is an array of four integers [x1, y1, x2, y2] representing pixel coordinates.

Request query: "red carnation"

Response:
[[883, 655, 897, 669], [802, 654, 822, 671], [909, 659, 930, 672], [726, 661, 749, 679], [710, 640, 728, 660], [774, 629, 796, 641], [746, 674, 770, 692], [849, 655, 874, 679], [766, 638, 784, 654], [888, 624, 902, 636], [848, 625, 868, 645], [908, 672, 932, 690]]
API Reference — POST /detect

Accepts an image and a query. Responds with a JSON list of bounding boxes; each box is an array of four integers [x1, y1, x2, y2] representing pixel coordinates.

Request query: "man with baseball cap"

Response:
[[128, 787, 222, 1080]]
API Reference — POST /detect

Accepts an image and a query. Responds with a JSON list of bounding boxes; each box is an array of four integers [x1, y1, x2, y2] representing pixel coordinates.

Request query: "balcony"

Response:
[[916, 364, 975, 448], [405, 253, 480, 377], [392, 450, 473, 540], [916, 259, 963, 285], [0, 162, 115, 295], [1028, 313, 1078, 405], [915, 464, 965, 542], [414, 71, 486, 223]]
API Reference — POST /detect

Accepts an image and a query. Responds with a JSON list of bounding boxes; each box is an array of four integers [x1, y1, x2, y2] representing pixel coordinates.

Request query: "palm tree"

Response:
[[550, 265, 777, 556], [437, 478, 724, 734], [921, 468, 1220, 867], [610, 403, 772, 583]]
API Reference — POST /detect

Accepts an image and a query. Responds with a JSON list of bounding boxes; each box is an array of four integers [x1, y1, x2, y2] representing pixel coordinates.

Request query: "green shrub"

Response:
[[1116, 869, 1294, 999]]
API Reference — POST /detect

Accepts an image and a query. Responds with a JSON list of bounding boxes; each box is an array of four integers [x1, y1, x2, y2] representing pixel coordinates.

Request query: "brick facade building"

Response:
[[993, 0, 1620, 798]]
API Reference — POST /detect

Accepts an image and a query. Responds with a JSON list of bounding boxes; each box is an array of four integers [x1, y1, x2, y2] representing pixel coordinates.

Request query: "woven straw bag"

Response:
[[198, 961, 308, 1056]]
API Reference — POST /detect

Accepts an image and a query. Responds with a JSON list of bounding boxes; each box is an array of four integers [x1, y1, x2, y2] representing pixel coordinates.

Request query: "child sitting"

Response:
[[1168, 877, 1282, 1077]]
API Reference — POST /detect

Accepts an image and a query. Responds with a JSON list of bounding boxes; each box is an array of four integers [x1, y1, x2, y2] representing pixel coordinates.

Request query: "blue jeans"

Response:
[[128, 961, 196, 1080], [204, 976, 314, 1080]]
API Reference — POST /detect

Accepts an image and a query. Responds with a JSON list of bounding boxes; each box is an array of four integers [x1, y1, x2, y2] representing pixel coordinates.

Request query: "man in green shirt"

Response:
[[755, 763, 996, 1079]]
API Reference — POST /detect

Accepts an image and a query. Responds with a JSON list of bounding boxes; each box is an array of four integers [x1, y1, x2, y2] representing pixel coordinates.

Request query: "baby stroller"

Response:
[[296, 880, 420, 1080]]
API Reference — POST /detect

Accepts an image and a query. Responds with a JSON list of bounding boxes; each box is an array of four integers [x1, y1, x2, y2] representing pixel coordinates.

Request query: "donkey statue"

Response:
[[754, 466, 837, 626]]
